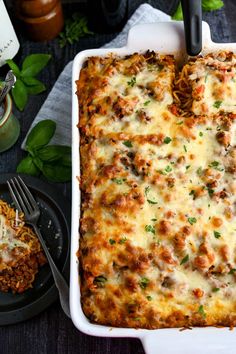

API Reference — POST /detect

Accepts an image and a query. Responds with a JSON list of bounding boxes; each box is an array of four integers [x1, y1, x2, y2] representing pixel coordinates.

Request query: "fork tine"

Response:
[[14, 177, 34, 213], [18, 176, 38, 210], [7, 179, 24, 214]]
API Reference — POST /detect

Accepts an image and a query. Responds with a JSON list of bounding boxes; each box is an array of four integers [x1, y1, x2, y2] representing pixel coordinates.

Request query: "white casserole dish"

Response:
[[70, 21, 236, 354]]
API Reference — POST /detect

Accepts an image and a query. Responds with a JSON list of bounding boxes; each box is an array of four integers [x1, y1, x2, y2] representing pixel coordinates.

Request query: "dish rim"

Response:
[[70, 20, 236, 353]]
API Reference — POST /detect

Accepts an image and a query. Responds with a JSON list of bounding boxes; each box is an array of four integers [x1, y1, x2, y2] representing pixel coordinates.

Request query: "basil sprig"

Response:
[[17, 120, 71, 182], [6, 54, 51, 111]]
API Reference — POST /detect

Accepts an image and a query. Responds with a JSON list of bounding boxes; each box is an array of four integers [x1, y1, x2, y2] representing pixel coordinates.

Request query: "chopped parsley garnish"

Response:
[[212, 287, 220, 292], [189, 190, 195, 199], [139, 277, 149, 289], [123, 140, 133, 148], [147, 199, 158, 205], [176, 121, 183, 125], [213, 100, 223, 109], [145, 186, 158, 204], [214, 231, 221, 239], [144, 100, 151, 106], [119, 237, 127, 244], [151, 218, 157, 222], [127, 76, 136, 87], [188, 217, 197, 225], [112, 178, 126, 185], [198, 305, 206, 318], [164, 136, 172, 144], [165, 165, 172, 173], [208, 161, 224, 171], [146, 295, 152, 301], [199, 132, 203, 137], [186, 165, 191, 170], [180, 254, 189, 265], [145, 186, 150, 195], [183, 145, 187, 152], [145, 225, 155, 235], [158, 165, 172, 175], [229, 268, 236, 275], [207, 186, 214, 197], [197, 167, 203, 176], [94, 275, 107, 287], [109, 239, 116, 245]]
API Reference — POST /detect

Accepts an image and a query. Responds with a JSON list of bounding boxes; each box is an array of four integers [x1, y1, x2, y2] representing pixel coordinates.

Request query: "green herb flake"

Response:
[[189, 190, 195, 198], [164, 136, 172, 144], [145, 186, 150, 195], [146, 295, 152, 301], [119, 237, 127, 244], [165, 165, 172, 173], [144, 100, 151, 106], [180, 254, 189, 265], [123, 140, 133, 148], [147, 199, 158, 205], [214, 231, 221, 239], [213, 100, 223, 109], [199, 132, 203, 137], [212, 287, 220, 292], [151, 218, 157, 222], [183, 145, 187, 152], [188, 217, 197, 225], [127, 77, 136, 87], [112, 178, 126, 185], [139, 277, 149, 289], [197, 167, 203, 176], [176, 121, 183, 125], [207, 187, 214, 197], [229, 268, 236, 275], [109, 239, 116, 245], [198, 305, 206, 319], [145, 225, 155, 235], [208, 161, 224, 171], [186, 165, 191, 170], [94, 275, 107, 287]]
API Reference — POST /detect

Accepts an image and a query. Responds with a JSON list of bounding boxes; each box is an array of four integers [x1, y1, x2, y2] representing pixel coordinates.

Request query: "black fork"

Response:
[[7, 176, 70, 318]]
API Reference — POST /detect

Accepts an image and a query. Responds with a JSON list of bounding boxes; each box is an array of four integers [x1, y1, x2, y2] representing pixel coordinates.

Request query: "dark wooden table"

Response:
[[1, 1, 236, 353]]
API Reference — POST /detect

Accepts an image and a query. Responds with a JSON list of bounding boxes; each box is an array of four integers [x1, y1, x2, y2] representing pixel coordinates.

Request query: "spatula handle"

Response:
[[181, 0, 202, 56]]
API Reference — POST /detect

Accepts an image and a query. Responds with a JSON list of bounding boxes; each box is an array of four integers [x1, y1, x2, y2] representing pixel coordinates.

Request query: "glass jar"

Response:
[[0, 94, 20, 153]]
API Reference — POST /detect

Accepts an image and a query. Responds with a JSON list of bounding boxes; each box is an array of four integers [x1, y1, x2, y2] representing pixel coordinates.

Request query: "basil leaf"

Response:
[[11, 79, 28, 111], [22, 77, 46, 95], [202, 0, 223, 11], [16, 156, 40, 176], [42, 163, 71, 182], [21, 54, 51, 77], [32, 156, 44, 171], [37, 145, 71, 162], [6, 59, 21, 77], [26, 120, 56, 151], [172, 3, 183, 20], [59, 153, 72, 167]]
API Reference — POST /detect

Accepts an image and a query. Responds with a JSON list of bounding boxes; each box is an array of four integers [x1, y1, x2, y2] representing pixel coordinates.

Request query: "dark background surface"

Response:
[[0, 0, 236, 353]]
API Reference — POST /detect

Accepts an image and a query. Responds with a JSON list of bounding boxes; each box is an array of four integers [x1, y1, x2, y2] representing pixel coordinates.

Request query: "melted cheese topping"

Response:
[[0, 214, 29, 267], [78, 51, 236, 329], [187, 52, 236, 115]]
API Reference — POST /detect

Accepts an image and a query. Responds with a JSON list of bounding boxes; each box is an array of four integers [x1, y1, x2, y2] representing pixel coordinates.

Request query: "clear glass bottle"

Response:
[[0, 0, 20, 68]]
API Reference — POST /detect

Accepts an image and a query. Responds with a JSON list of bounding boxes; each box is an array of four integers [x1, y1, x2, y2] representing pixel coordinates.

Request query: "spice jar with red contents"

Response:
[[15, 0, 64, 42]]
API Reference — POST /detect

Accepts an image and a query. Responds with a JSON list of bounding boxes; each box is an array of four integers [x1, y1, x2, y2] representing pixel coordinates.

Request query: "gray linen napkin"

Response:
[[21, 4, 170, 148]]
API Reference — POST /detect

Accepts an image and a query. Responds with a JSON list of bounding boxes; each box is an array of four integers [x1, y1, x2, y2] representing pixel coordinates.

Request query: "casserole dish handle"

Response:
[[141, 329, 236, 354]]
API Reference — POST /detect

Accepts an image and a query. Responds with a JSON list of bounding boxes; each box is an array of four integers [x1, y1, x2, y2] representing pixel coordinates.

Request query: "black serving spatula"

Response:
[[181, 0, 202, 56]]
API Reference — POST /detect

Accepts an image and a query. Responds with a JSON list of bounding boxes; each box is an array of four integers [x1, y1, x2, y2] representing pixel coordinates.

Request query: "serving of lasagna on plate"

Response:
[[77, 51, 236, 329], [0, 199, 47, 293]]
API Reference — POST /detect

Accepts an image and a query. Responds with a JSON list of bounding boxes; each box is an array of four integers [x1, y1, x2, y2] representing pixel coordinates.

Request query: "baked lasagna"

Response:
[[0, 200, 47, 293], [77, 51, 236, 329]]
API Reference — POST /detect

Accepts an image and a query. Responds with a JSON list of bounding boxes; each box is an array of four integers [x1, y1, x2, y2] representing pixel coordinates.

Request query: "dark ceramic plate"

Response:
[[0, 173, 70, 326]]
